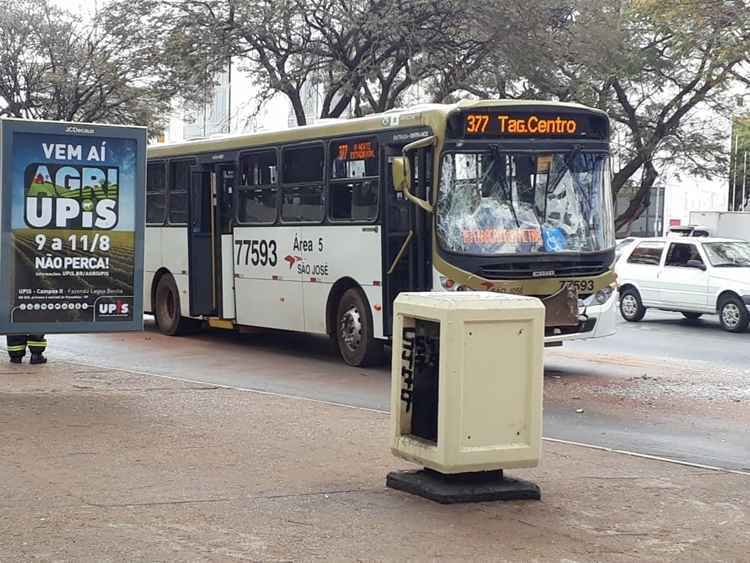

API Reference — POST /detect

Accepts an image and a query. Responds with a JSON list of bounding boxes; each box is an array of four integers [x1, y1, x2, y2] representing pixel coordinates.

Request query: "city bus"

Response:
[[144, 100, 617, 366]]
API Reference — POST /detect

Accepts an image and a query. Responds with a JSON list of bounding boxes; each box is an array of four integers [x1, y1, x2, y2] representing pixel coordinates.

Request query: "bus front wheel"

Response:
[[335, 288, 384, 367], [154, 274, 199, 336]]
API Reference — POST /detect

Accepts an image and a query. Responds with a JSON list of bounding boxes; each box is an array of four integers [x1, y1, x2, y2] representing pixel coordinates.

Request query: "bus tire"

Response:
[[335, 288, 384, 367], [154, 273, 199, 336]]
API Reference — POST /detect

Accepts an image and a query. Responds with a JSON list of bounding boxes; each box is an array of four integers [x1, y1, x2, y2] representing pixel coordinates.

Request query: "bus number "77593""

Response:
[[235, 239, 278, 267]]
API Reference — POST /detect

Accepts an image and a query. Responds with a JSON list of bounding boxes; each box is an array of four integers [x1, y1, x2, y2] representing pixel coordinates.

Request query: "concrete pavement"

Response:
[[1, 360, 748, 561]]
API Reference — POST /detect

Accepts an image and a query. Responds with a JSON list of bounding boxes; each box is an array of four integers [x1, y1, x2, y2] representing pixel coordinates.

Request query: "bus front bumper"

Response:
[[544, 290, 618, 344]]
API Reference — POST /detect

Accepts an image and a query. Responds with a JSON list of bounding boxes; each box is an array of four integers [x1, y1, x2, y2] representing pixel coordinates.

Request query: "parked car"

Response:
[[616, 237, 750, 332]]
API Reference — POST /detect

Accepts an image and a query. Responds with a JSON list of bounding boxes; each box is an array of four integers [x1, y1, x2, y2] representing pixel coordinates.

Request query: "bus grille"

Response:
[[479, 261, 609, 280]]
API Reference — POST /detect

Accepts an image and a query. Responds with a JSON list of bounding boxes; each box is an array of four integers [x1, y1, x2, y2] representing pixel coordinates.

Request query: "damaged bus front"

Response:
[[424, 103, 617, 343]]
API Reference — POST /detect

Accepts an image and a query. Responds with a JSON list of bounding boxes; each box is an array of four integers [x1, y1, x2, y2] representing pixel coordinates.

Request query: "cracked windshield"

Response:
[[436, 150, 614, 255]]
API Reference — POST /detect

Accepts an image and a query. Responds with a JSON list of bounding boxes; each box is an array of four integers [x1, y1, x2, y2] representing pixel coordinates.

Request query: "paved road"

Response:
[[46, 310, 749, 472], [568, 309, 750, 368]]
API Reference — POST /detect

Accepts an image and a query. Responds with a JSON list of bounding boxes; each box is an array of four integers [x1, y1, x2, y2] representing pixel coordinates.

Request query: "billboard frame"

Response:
[[0, 118, 146, 334]]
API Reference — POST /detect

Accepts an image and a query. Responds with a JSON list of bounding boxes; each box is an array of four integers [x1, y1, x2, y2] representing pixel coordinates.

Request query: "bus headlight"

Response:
[[584, 287, 614, 306], [439, 276, 456, 290]]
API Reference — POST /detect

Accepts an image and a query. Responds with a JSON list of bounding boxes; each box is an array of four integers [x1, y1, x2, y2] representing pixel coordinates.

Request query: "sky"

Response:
[[52, 0, 100, 16]]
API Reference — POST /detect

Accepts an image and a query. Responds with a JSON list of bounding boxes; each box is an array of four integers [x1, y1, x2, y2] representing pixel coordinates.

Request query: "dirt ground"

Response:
[[1, 360, 748, 561]]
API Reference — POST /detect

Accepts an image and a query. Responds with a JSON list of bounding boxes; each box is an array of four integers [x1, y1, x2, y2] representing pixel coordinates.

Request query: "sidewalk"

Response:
[[0, 360, 747, 561]]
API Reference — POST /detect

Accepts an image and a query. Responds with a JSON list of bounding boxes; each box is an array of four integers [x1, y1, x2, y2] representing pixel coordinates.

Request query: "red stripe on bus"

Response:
[[373, 281, 381, 286]]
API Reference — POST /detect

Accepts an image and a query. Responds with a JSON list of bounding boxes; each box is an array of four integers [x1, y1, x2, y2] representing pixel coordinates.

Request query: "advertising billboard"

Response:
[[0, 119, 146, 333]]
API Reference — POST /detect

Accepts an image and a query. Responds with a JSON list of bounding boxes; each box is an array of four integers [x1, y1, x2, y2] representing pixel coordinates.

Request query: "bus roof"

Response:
[[148, 99, 607, 159]]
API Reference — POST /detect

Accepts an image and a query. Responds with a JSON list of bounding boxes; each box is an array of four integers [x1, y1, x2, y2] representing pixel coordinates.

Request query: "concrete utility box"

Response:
[[390, 292, 544, 475]]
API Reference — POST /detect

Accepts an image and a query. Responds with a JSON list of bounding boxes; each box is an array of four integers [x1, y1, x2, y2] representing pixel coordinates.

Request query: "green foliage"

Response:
[[6, 0, 745, 224], [133, 0, 748, 227], [0, 0, 178, 134]]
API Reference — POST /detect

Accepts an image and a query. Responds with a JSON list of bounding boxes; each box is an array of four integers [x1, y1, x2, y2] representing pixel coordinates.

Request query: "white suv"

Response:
[[616, 237, 750, 332]]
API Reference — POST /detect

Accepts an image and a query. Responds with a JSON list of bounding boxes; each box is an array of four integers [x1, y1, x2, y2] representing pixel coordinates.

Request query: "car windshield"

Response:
[[436, 149, 614, 255], [702, 241, 750, 267]]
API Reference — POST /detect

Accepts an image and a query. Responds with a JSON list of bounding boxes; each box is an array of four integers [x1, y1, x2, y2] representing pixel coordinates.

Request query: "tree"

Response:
[[482, 0, 750, 231], [123, 0, 481, 125], [0, 0, 177, 133], [108, 0, 750, 229]]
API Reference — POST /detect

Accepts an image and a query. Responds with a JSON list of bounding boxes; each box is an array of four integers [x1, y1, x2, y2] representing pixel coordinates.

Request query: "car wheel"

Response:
[[619, 288, 646, 322], [154, 274, 200, 336], [682, 312, 703, 320], [335, 288, 384, 367], [718, 295, 749, 333]]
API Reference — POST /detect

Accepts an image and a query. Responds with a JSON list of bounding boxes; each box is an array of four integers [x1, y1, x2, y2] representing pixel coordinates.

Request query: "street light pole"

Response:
[[743, 151, 748, 211], [654, 184, 661, 236], [730, 129, 738, 211]]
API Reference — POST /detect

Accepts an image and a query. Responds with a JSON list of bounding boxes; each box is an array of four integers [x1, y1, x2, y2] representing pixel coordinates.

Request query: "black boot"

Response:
[[9, 356, 22, 364], [30, 354, 47, 365]]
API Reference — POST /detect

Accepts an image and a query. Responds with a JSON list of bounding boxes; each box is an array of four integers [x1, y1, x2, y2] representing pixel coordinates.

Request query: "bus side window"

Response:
[[280, 144, 325, 223], [237, 150, 278, 225], [168, 159, 193, 225], [146, 161, 166, 224], [328, 137, 379, 222]]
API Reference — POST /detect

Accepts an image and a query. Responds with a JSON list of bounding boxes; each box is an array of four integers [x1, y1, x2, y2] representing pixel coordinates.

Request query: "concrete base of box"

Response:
[[386, 469, 541, 504]]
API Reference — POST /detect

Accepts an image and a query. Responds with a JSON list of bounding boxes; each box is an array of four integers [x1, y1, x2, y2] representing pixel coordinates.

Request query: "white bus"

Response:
[[145, 100, 617, 366]]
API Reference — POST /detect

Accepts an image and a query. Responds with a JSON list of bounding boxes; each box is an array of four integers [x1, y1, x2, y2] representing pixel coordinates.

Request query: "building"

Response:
[[162, 68, 293, 144]]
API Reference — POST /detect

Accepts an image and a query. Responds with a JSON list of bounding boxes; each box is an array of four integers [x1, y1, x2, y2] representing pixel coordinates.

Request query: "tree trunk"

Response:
[[614, 160, 659, 233], [287, 90, 306, 126]]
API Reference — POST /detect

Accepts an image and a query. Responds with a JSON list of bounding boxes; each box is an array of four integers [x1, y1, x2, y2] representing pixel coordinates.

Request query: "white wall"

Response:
[[162, 64, 293, 143], [662, 170, 728, 227]]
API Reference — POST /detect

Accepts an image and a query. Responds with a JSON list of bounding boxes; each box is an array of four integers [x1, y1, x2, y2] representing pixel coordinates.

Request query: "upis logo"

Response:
[[95, 297, 133, 321], [98, 300, 129, 316]]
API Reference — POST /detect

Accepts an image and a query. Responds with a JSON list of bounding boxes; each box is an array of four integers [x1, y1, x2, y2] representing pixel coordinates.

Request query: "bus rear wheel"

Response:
[[335, 288, 384, 367], [154, 273, 199, 336]]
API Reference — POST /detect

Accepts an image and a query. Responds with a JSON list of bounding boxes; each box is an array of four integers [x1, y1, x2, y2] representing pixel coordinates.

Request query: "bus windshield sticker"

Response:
[[461, 228, 542, 246]]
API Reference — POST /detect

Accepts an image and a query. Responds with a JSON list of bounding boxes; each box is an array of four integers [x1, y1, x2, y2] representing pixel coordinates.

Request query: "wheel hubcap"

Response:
[[622, 295, 638, 318], [340, 306, 363, 353], [722, 303, 740, 329]]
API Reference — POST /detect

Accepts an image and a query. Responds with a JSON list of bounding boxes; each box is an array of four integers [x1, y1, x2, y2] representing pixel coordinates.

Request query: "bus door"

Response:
[[382, 143, 433, 336], [215, 163, 236, 319], [188, 162, 236, 318]]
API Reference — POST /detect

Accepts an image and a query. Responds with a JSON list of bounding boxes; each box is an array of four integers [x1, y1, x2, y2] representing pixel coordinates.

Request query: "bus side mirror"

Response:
[[391, 157, 409, 193], [398, 135, 436, 213]]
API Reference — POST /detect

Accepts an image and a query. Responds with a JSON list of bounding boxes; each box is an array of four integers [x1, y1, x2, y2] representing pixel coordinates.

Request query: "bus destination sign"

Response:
[[457, 110, 608, 139], [336, 140, 376, 161]]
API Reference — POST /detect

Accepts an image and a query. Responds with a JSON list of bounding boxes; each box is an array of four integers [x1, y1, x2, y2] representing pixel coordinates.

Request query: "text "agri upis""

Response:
[[23, 142, 119, 230]]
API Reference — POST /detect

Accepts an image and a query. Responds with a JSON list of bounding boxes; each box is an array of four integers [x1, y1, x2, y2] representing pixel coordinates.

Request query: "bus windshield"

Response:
[[436, 149, 614, 255]]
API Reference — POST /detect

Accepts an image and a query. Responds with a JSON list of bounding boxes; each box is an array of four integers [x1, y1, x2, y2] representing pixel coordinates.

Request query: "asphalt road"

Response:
[[45, 309, 750, 472], [567, 309, 750, 368]]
